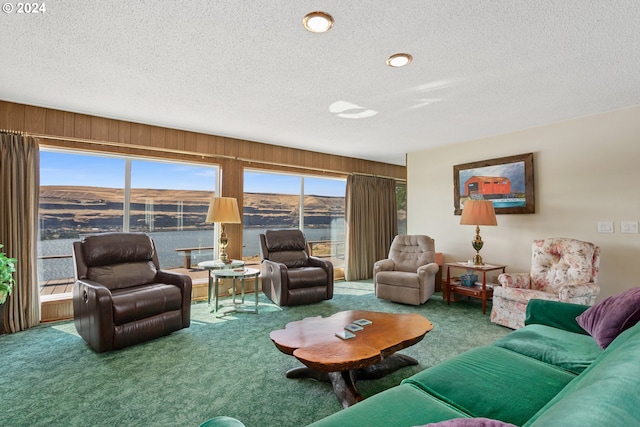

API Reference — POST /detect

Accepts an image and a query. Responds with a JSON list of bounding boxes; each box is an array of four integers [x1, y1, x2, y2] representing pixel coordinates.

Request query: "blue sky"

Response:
[[40, 151, 346, 196], [244, 171, 345, 197]]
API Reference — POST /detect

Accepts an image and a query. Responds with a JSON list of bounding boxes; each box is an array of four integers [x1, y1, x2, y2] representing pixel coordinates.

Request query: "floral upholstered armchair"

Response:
[[491, 238, 600, 329]]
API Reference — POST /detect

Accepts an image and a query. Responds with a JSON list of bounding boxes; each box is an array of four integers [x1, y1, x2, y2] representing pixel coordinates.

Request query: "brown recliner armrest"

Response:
[[307, 255, 332, 269], [156, 270, 192, 328], [307, 256, 334, 298], [73, 279, 115, 353], [262, 259, 289, 303]]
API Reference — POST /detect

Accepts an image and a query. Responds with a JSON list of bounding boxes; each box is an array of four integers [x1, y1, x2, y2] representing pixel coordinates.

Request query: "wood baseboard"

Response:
[[41, 294, 74, 323]]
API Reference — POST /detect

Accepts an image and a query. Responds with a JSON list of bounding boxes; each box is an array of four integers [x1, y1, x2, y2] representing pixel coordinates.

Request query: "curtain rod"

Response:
[[31, 133, 237, 160], [351, 172, 406, 181], [6, 131, 404, 181], [239, 157, 404, 181]]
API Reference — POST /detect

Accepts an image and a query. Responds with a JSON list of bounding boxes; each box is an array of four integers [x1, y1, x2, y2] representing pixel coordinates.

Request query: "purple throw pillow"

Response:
[[415, 418, 517, 427], [576, 286, 640, 349]]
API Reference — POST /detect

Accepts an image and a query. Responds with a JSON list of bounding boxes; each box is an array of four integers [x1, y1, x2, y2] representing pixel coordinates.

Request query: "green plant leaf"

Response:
[[0, 243, 17, 295]]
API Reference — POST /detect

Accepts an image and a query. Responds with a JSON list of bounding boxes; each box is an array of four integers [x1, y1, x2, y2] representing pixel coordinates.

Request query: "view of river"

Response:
[[38, 228, 342, 282], [491, 199, 526, 208]]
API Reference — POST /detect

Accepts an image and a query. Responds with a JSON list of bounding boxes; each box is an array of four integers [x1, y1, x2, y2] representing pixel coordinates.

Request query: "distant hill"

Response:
[[39, 186, 344, 239]]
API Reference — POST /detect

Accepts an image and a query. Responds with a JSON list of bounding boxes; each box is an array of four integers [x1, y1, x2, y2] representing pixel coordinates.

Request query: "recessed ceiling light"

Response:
[[303, 11, 334, 33], [386, 53, 413, 67]]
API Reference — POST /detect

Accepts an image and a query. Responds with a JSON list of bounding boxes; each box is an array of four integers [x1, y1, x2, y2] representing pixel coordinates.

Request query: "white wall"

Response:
[[407, 105, 640, 300]]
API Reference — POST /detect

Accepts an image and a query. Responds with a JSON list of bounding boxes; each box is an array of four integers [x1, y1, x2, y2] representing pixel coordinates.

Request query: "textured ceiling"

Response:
[[1, 1, 639, 166]]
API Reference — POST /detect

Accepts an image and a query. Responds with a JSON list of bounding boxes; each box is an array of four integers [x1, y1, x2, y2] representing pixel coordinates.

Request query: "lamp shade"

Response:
[[460, 200, 497, 226], [205, 197, 241, 224]]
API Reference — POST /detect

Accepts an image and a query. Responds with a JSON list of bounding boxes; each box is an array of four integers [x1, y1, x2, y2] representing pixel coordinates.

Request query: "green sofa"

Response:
[[308, 299, 640, 426]]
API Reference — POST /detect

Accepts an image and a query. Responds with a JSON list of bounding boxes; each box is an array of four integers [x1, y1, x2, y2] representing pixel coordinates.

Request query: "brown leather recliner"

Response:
[[259, 229, 333, 306], [72, 232, 192, 352]]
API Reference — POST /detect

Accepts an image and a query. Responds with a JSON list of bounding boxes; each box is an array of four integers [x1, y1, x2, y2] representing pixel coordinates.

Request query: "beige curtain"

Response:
[[345, 174, 397, 281], [0, 132, 40, 333]]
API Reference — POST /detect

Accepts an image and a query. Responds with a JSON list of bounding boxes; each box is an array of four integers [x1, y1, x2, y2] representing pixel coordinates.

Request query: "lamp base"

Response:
[[218, 226, 231, 264], [473, 253, 484, 266], [471, 225, 485, 265]]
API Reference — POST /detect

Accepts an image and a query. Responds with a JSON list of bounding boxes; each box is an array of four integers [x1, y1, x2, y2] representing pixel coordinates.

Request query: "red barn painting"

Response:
[[463, 176, 511, 199]]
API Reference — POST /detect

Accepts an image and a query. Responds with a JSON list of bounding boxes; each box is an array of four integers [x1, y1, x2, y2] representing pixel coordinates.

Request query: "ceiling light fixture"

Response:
[[386, 53, 413, 67], [303, 11, 334, 33]]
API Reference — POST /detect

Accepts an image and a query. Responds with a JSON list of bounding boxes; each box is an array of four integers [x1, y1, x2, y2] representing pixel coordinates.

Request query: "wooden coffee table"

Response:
[[269, 310, 433, 408]]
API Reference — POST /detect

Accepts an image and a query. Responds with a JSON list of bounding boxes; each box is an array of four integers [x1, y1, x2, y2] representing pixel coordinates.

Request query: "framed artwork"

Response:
[[453, 152, 535, 215]]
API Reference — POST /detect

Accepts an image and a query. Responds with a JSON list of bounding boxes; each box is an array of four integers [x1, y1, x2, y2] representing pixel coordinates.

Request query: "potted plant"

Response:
[[0, 244, 17, 304]]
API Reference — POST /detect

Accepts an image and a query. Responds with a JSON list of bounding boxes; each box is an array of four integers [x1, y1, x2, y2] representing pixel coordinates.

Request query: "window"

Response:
[[39, 151, 125, 296], [242, 170, 301, 264], [242, 170, 346, 269], [303, 177, 345, 265], [129, 159, 217, 268], [396, 182, 407, 235], [38, 149, 218, 298]]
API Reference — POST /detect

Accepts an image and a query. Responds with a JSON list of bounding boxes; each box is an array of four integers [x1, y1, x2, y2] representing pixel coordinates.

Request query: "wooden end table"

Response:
[[445, 262, 506, 314], [270, 310, 433, 408]]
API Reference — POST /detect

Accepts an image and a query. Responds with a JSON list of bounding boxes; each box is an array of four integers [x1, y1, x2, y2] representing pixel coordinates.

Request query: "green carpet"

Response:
[[0, 281, 509, 427]]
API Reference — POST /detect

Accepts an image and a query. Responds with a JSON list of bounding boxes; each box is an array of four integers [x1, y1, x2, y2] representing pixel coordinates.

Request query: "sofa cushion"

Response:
[[576, 286, 640, 349], [524, 322, 640, 427], [402, 346, 576, 426], [307, 383, 470, 427], [111, 283, 182, 325], [417, 418, 517, 427], [524, 299, 590, 334], [492, 324, 603, 374]]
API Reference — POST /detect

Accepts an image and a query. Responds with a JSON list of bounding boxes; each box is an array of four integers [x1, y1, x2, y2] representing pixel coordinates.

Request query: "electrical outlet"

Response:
[[597, 221, 614, 233], [621, 221, 639, 234]]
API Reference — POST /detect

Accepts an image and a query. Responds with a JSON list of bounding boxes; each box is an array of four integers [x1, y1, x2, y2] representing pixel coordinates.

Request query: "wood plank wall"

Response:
[[0, 100, 406, 259]]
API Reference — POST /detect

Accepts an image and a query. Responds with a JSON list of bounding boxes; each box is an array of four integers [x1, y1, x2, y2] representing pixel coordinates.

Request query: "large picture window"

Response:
[[303, 176, 346, 266], [38, 149, 218, 299], [39, 151, 125, 299], [242, 170, 346, 269], [129, 159, 217, 268]]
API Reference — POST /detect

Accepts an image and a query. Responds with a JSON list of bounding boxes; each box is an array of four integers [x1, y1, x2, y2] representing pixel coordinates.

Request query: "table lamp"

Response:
[[206, 197, 241, 263], [459, 199, 497, 265]]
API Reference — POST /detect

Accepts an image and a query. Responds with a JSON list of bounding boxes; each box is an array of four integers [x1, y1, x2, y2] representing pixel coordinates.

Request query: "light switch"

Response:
[[597, 221, 614, 233], [621, 221, 639, 234]]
